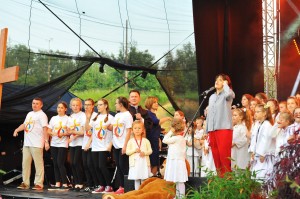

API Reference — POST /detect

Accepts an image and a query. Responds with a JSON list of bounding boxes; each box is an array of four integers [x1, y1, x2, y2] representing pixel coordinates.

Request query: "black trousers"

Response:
[[92, 151, 112, 186], [113, 148, 128, 187], [69, 146, 83, 185], [82, 149, 98, 187], [50, 146, 68, 184]]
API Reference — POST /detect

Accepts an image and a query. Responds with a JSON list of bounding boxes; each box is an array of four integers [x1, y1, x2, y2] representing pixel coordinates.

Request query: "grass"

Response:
[[72, 88, 175, 120]]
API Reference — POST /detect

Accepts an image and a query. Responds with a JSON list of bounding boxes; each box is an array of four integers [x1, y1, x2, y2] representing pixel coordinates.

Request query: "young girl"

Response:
[[163, 118, 188, 199], [231, 108, 252, 169], [241, 94, 254, 110], [174, 110, 187, 131], [47, 102, 70, 190], [287, 96, 299, 114], [126, 120, 152, 190], [185, 123, 201, 177], [270, 111, 294, 157], [266, 99, 279, 123], [112, 96, 133, 194], [249, 104, 275, 181], [67, 98, 85, 190], [82, 99, 98, 192], [286, 107, 300, 143], [88, 99, 114, 193]]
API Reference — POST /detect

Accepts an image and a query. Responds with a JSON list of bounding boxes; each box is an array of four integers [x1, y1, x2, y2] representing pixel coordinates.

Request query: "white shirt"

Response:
[[23, 110, 48, 148], [89, 113, 114, 151], [48, 115, 69, 148], [82, 112, 97, 149], [68, 111, 86, 147], [112, 111, 133, 149]]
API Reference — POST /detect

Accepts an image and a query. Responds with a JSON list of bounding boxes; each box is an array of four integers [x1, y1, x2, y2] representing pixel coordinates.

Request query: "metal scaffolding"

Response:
[[262, 0, 279, 99]]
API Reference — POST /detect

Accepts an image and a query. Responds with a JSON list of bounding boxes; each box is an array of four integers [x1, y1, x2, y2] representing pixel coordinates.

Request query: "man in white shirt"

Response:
[[13, 98, 49, 190]]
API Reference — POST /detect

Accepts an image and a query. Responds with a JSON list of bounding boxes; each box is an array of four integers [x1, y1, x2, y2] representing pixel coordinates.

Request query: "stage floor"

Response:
[[0, 185, 104, 199]]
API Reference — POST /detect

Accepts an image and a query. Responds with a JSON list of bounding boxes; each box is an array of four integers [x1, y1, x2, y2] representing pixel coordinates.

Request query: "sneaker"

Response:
[[114, 186, 124, 194], [48, 186, 60, 191], [32, 184, 43, 190], [103, 186, 114, 193], [17, 182, 29, 190], [82, 186, 92, 192], [91, 185, 105, 193], [59, 186, 69, 191]]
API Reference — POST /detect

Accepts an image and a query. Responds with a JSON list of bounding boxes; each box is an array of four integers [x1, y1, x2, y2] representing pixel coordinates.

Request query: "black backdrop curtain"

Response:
[[193, 0, 264, 107]]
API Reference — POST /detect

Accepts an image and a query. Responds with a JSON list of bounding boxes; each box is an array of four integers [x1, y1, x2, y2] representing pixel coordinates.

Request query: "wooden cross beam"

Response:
[[0, 28, 19, 109]]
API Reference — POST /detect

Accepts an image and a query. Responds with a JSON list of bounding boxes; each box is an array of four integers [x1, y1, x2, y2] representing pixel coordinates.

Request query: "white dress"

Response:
[[128, 153, 151, 180], [185, 134, 200, 175], [249, 120, 275, 181], [231, 124, 249, 169], [200, 139, 216, 177], [163, 131, 188, 183]]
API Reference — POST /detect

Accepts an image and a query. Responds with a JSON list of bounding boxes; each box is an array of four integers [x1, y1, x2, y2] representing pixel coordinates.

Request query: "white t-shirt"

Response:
[[112, 111, 133, 149], [82, 112, 97, 150], [68, 111, 86, 147], [89, 113, 114, 151], [48, 115, 69, 148], [23, 110, 48, 148]]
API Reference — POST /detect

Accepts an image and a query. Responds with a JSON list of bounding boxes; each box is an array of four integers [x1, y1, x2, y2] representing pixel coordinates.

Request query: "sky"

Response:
[[0, 0, 195, 61]]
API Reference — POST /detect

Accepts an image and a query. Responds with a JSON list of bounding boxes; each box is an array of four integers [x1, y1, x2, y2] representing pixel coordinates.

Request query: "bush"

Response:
[[185, 168, 264, 199]]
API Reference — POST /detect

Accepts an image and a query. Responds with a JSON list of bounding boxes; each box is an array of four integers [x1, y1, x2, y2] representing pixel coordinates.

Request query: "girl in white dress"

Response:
[[231, 108, 252, 169], [185, 124, 200, 176], [126, 120, 152, 190], [249, 104, 275, 181], [163, 118, 188, 199]]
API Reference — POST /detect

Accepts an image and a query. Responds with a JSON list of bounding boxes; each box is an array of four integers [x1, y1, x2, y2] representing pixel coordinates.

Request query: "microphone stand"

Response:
[[184, 94, 209, 177]]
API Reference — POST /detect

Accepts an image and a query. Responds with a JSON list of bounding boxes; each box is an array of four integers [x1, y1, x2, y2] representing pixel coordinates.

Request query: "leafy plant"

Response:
[[185, 168, 264, 199], [266, 139, 300, 199]]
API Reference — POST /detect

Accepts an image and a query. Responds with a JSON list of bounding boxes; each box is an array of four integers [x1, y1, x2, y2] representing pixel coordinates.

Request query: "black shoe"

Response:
[[48, 186, 60, 191], [75, 187, 83, 192], [59, 186, 69, 191]]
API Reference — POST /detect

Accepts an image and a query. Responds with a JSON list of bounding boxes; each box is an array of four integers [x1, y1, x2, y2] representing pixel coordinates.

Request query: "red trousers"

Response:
[[209, 129, 233, 177]]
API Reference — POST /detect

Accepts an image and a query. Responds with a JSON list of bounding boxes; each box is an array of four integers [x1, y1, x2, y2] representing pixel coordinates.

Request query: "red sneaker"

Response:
[[114, 186, 124, 194], [103, 186, 114, 193], [91, 185, 105, 194]]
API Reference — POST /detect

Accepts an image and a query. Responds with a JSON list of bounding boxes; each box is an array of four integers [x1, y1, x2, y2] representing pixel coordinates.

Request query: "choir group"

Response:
[[11, 76, 300, 198]]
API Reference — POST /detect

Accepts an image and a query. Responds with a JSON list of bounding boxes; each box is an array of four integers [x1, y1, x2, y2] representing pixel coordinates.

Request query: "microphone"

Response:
[[232, 103, 241, 109], [199, 87, 215, 96]]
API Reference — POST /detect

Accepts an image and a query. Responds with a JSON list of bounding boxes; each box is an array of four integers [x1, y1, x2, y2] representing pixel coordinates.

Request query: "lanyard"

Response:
[[134, 137, 142, 149], [255, 120, 265, 143]]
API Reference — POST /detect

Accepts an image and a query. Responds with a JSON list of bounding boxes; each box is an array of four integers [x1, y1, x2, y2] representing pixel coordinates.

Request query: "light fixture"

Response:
[[99, 62, 105, 73], [141, 71, 148, 79]]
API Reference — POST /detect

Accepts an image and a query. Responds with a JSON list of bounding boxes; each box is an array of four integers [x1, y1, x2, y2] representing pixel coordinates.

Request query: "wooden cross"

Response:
[[0, 28, 19, 109]]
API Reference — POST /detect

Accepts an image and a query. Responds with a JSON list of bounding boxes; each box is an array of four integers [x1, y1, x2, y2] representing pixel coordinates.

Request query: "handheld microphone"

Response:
[[199, 87, 215, 96]]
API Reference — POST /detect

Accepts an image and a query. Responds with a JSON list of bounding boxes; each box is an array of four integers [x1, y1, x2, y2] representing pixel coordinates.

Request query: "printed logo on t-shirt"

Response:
[[86, 127, 93, 137], [55, 121, 67, 138], [69, 119, 81, 135], [113, 118, 124, 138], [25, 117, 35, 133], [95, 121, 107, 140]]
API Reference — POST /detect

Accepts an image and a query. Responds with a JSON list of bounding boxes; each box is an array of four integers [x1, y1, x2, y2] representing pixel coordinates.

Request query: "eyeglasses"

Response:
[[97, 104, 104, 106], [84, 104, 92, 106]]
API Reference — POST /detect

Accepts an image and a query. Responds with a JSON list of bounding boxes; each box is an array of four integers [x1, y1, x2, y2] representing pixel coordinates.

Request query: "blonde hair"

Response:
[[144, 96, 158, 110], [70, 98, 82, 109], [171, 118, 184, 133], [132, 120, 145, 137]]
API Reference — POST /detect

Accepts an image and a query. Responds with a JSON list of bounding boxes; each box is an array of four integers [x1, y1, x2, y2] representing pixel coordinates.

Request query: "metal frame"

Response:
[[262, 0, 279, 99]]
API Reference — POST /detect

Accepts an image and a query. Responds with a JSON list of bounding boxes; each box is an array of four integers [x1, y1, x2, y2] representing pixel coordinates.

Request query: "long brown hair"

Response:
[[93, 98, 110, 123], [256, 103, 274, 125]]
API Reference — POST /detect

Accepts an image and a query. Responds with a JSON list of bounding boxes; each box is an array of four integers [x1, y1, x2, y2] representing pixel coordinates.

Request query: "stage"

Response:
[[0, 185, 104, 199], [0, 176, 205, 199]]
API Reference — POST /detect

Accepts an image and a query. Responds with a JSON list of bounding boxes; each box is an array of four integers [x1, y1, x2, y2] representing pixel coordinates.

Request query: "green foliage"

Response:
[[72, 88, 172, 114], [185, 169, 263, 199]]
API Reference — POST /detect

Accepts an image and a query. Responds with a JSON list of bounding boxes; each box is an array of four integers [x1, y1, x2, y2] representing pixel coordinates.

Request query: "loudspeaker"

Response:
[[2, 170, 22, 185]]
